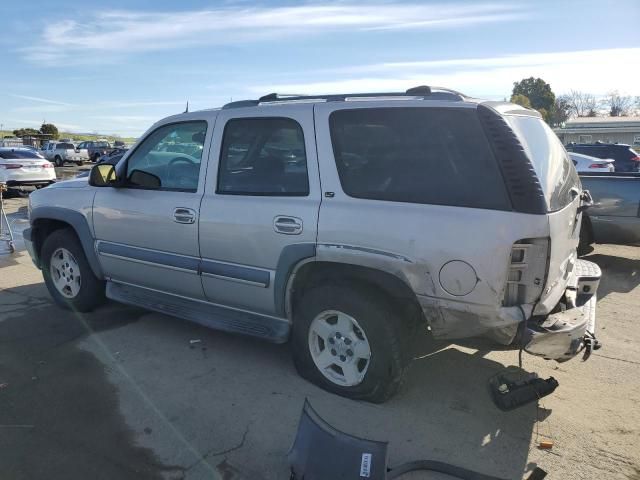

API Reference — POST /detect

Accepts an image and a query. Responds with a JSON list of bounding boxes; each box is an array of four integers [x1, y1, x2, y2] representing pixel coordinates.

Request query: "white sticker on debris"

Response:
[[360, 453, 372, 478]]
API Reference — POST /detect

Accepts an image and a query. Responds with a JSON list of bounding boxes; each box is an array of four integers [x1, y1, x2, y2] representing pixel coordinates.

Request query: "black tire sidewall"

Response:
[[292, 284, 408, 402], [41, 229, 105, 312]]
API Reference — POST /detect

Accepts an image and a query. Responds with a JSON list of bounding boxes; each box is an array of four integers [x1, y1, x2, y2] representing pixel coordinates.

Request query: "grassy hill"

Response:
[[1, 130, 137, 143]]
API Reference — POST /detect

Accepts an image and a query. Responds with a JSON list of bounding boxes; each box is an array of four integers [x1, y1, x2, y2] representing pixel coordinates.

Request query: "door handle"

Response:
[[273, 216, 303, 235], [173, 207, 197, 224]]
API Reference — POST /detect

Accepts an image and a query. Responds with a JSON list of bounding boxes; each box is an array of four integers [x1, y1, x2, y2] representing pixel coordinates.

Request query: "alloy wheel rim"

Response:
[[308, 310, 372, 387], [50, 248, 81, 298]]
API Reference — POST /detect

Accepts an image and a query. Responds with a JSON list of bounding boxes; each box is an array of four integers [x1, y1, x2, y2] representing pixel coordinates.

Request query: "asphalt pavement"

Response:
[[1, 189, 639, 480]]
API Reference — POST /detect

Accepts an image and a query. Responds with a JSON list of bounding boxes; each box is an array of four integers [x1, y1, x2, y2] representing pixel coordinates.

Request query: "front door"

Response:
[[199, 105, 320, 316], [93, 118, 212, 299]]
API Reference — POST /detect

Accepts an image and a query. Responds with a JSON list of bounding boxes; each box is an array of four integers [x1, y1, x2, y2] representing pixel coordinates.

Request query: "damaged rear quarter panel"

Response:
[[315, 195, 549, 338]]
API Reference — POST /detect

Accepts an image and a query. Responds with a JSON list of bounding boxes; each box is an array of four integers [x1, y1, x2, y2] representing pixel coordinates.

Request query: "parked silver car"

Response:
[[43, 142, 88, 167], [23, 86, 601, 402]]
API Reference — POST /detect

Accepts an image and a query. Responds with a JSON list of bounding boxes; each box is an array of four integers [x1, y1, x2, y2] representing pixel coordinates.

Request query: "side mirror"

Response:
[[89, 163, 118, 187]]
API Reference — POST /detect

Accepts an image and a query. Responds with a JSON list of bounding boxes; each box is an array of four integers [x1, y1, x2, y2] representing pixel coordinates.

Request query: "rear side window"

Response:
[[217, 117, 309, 196], [506, 116, 579, 212], [58, 143, 74, 150], [329, 107, 510, 210]]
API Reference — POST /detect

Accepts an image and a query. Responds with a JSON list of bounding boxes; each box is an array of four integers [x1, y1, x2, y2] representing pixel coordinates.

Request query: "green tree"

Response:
[[549, 97, 571, 127], [12, 128, 40, 137], [509, 94, 532, 108], [40, 123, 59, 139], [512, 77, 556, 122]]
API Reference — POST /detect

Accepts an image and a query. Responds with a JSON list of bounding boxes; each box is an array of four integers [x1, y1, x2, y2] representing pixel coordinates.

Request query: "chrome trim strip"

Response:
[[98, 251, 199, 275], [108, 278, 289, 323]]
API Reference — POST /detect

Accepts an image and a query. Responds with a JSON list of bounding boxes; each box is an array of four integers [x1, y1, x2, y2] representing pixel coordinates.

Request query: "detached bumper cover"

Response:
[[524, 259, 601, 361]]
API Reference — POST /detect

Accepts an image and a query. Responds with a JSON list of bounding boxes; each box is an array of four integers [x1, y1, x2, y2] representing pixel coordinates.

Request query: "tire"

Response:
[[41, 229, 105, 312], [75, 161, 84, 166], [93, 153, 100, 163], [54, 156, 63, 167], [291, 284, 412, 403]]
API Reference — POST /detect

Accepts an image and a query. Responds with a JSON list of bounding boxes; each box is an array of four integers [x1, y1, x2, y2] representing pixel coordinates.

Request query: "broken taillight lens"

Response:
[[504, 238, 549, 307]]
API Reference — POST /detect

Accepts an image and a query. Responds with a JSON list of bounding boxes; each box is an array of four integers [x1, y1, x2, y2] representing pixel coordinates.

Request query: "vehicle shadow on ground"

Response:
[[0, 286, 178, 480], [0, 283, 543, 480], [585, 252, 640, 299]]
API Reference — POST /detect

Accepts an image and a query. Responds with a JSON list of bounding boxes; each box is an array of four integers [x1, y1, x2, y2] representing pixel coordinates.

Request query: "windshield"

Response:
[[506, 115, 580, 212], [0, 150, 44, 159]]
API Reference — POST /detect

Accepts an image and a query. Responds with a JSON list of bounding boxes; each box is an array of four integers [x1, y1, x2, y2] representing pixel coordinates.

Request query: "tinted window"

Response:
[[0, 150, 44, 159], [97, 142, 109, 147], [329, 108, 510, 210], [125, 121, 207, 191], [506, 116, 579, 212], [57, 143, 74, 150], [217, 117, 309, 196]]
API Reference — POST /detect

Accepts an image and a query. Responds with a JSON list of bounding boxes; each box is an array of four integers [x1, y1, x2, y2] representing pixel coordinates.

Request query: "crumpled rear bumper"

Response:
[[523, 259, 601, 361]]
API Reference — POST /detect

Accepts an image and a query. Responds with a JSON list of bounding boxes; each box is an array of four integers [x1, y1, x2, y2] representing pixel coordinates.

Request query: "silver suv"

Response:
[[24, 86, 601, 402]]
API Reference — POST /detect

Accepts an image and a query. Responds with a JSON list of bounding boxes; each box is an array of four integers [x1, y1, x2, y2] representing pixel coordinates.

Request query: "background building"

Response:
[[555, 117, 640, 146]]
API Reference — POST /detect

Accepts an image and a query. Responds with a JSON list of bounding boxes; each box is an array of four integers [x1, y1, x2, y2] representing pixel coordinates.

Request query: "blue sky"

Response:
[[1, 0, 639, 136]]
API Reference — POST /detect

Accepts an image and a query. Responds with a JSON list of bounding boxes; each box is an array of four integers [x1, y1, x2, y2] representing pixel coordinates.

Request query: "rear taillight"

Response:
[[0, 163, 22, 169], [504, 238, 549, 306], [43, 163, 54, 168], [631, 156, 640, 163], [589, 163, 609, 168]]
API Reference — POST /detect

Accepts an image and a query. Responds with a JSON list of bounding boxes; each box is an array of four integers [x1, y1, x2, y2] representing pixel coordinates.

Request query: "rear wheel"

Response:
[[93, 153, 100, 163], [54, 155, 64, 167], [41, 229, 105, 312], [291, 284, 412, 403], [75, 161, 84, 166]]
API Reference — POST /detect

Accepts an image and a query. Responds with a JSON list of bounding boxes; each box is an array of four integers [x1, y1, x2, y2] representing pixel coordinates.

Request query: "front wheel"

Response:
[[41, 229, 105, 312], [291, 285, 412, 403]]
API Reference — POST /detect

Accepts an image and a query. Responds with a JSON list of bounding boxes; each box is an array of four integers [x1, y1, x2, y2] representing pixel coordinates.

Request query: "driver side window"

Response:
[[126, 121, 207, 192]]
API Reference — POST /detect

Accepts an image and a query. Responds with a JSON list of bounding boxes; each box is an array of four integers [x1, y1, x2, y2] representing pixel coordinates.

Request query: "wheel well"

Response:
[[580, 214, 594, 244], [32, 219, 74, 260], [289, 261, 425, 327]]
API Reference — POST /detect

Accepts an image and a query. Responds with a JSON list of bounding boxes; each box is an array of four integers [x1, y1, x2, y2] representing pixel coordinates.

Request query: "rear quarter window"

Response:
[[329, 107, 511, 210], [506, 116, 579, 212]]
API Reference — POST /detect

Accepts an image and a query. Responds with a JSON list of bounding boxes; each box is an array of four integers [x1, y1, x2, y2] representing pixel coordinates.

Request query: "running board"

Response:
[[106, 281, 290, 343]]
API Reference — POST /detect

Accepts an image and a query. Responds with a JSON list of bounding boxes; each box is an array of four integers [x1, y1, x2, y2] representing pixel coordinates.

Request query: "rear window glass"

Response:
[[57, 143, 74, 150], [329, 107, 511, 210], [506, 116, 580, 212], [0, 150, 44, 159]]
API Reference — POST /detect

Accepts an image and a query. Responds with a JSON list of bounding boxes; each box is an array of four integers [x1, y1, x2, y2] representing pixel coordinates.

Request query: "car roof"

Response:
[[569, 152, 613, 161], [571, 143, 630, 148], [150, 85, 542, 133]]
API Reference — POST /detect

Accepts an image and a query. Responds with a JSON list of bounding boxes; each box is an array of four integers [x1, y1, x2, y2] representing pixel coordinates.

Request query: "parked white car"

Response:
[[569, 152, 615, 173], [43, 142, 89, 167], [0, 147, 56, 187]]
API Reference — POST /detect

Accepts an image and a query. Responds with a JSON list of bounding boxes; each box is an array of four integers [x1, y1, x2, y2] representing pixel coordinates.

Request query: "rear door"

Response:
[[198, 105, 320, 316], [93, 116, 213, 299], [506, 115, 582, 313]]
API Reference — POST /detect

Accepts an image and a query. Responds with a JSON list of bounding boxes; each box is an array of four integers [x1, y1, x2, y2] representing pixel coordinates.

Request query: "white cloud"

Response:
[[247, 47, 640, 97], [9, 94, 74, 106], [24, 3, 526, 64]]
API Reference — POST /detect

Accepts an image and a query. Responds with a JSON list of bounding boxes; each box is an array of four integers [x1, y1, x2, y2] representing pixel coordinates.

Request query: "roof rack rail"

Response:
[[221, 85, 467, 109]]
